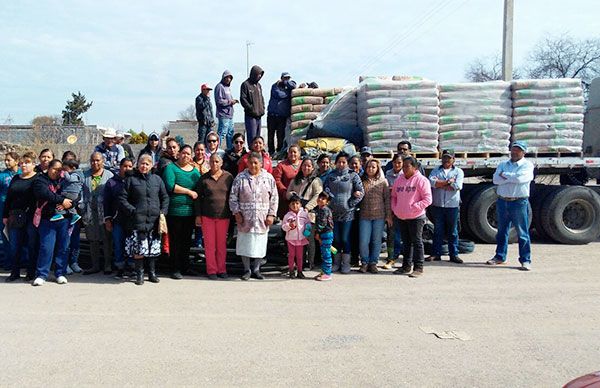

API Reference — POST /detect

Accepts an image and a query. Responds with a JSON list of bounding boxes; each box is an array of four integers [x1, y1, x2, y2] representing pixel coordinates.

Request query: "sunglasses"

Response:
[[235, 141, 244, 144], [398, 148, 409, 151], [207, 139, 218, 143]]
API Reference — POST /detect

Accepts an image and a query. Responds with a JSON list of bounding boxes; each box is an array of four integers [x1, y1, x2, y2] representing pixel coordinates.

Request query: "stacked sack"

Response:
[[290, 87, 344, 138], [511, 78, 585, 152], [438, 81, 512, 153], [358, 76, 439, 152]]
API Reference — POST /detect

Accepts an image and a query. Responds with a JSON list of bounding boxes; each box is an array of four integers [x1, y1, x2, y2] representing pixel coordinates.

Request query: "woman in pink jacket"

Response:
[[281, 194, 310, 279], [390, 156, 432, 278]]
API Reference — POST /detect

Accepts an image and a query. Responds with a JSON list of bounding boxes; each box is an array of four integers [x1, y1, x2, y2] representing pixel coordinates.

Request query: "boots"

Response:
[[341, 253, 351, 274], [134, 260, 144, 286], [148, 258, 159, 283], [332, 253, 341, 272]]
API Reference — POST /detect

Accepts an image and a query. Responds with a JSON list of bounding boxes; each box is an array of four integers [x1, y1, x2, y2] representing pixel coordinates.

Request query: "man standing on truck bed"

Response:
[[267, 72, 297, 154], [487, 141, 534, 271], [240, 65, 265, 143], [214, 70, 238, 150]]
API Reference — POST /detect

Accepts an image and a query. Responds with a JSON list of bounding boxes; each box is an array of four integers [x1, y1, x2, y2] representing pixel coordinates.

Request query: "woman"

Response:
[[119, 154, 169, 285], [81, 152, 114, 275], [32, 159, 73, 286], [34, 148, 54, 173], [273, 144, 302, 218], [205, 131, 225, 158], [317, 154, 332, 183], [348, 154, 363, 265], [358, 159, 391, 274], [223, 133, 247, 177], [237, 136, 273, 174], [323, 152, 364, 274], [61, 151, 83, 274], [138, 132, 162, 166], [286, 157, 323, 269], [162, 144, 201, 279], [383, 153, 404, 269], [349, 155, 363, 176], [194, 153, 234, 280], [192, 141, 209, 175], [230, 152, 278, 280], [157, 137, 180, 176], [2, 152, 38, 281], [0, 151, 20, 269]]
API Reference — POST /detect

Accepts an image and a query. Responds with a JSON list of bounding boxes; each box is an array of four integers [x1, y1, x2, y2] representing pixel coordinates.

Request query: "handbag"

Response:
[[8, 209, 27, 229], [158, 214, 168, 234], [33, 202, 47, 228], [299, 177, 316, 207]]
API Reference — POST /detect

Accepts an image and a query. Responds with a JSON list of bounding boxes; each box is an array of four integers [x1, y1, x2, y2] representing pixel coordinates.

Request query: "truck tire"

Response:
[[540, 186, 600, 244], [531, 185, 560, 241], [459, 183, 488, 239], [467, 184, 532, 243]]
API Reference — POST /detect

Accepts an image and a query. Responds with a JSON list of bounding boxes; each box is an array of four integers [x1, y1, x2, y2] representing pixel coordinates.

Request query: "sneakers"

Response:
[[359, 264, 368, 273], [289, 269, 296, 279], [5, 274, 20, 282], [70, 214, 82, 225], [171, 272, 183, 280], [486, 257, 506, 265], [240, 271, 251, 281], [520, 262, 531, 271], [66, 265, 74, 275], [449, 256, 464, 264], [393, 264, 413, 275], [296, 271, 306, 279], [408, 268, 423, 278], [368, 263, 379, 274], [425, 255, 440, 262], [32, 277, 45, 286], [382, 259, 396, 269], [70, 263, 82, 273], [315, 273, 332, 281], [56, 276, 68, 284], [50, 214, 64, 222]]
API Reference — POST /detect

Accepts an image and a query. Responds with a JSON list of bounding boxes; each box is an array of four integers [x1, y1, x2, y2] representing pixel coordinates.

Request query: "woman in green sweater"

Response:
[[162, 144, 201, 279]]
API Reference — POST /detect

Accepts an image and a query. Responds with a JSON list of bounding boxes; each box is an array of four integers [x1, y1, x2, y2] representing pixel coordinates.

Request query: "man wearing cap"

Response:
[[214, 70, 239, 150], [266, 72, 297, 154], [427, 150, 464, 264], [384, 140, 425, 175], [94, 127, 125, 173], [360, 146, 373, 167], [487, 141, 534, 270], [115, 130, 134, 159], [240, 64, 265, 143], [195, 83, 215, 144]]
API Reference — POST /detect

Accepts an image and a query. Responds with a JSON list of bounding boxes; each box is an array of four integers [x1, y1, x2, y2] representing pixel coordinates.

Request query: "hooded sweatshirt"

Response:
[[390, 171, 432, 220], [214, 70, 235, 119], [267, 79, 297, 118], [240, 65, 265, 118]]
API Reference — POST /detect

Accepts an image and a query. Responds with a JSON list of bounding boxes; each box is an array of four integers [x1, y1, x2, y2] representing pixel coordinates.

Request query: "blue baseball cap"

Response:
[[511, 141, 528, 152]]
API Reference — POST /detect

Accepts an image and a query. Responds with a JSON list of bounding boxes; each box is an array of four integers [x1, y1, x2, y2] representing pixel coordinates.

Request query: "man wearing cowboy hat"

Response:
[[94, 127, 125, 174], [195, 83, 216, 143]]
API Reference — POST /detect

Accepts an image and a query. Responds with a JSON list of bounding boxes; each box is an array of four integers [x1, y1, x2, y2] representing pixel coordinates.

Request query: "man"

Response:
[[115, 130, 134, 159], [487, 141, 534, 271], [266, 72, 296, 153], [94, 127, 125, 174], [240, 64, 265, 143], [427, 150, 464, 264], [195, 83, 215, 143], [384, 140, 424, 175], [360, 146, 373, 167], [390, 156, 432, 278], [214, 70, 239, 150]]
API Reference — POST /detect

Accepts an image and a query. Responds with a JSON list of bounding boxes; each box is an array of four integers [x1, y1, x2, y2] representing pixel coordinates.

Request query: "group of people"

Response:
[[0, 124, 535, 286]]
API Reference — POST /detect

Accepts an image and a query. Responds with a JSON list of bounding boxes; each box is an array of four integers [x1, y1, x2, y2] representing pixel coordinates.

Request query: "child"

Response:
[[51, 159, 82, 225], [281, 194, 310, 279], [314, 190, 335, 281]]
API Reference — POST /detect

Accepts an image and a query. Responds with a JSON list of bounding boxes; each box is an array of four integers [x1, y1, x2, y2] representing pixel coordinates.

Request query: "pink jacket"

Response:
[[391, 171, 432, 220], [281, 208, 310, 246]]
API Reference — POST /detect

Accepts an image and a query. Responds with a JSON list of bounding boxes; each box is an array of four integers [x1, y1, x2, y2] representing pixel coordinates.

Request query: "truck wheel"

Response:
[[540, 186, 600, 244], [459, 184, 487, 239], [559, 168, 589, 186], [467, 185, 532, 243], [531, 185, 560, 241]]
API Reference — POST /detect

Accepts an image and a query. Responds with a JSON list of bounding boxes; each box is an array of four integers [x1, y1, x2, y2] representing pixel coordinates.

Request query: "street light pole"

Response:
[[502, 0, 514, 81], [246, 40, 254, 77]]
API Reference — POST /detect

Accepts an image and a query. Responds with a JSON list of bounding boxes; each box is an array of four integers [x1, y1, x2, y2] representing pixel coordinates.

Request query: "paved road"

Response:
[[1, 242, 599, 387]]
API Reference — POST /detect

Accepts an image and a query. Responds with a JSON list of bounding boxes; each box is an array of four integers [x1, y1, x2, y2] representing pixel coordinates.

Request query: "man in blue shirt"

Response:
[[426, 150, 464, 263], [487, 141, 534, 270]]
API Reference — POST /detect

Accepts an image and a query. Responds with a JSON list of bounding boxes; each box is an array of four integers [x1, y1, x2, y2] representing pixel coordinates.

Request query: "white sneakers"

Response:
[[56, 276, 68, 284], [32, 277, 45, 286]]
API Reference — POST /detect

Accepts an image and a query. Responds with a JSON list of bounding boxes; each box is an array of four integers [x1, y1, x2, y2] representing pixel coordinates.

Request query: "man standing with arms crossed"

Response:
[[486, 141, 534, 271]]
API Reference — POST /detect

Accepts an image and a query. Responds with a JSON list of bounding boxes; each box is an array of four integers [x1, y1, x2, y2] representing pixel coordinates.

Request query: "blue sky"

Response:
[[1, 0, 599, 131]]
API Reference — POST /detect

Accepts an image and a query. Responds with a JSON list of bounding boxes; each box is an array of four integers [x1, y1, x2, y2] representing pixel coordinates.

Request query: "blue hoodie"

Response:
[[214, 70, 235, 119], [267, 79, 297, 118]]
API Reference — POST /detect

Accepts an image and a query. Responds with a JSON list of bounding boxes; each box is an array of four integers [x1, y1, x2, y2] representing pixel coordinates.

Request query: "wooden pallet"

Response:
[[453, 152, 508, 159], [526, 151, 583, 158], [372, 151, 440, 159]]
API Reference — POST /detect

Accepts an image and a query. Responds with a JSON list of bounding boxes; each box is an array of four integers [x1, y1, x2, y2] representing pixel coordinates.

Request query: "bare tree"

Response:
[[465, 54, 521, 82], [178, 105, 196, 121], [526, 34, 600, 90], [31, 115, 62, 127]]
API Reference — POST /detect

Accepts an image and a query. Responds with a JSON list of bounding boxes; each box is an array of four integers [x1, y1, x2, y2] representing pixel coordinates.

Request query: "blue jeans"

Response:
[[333, 220, 353, 254], [0, 223, 11, 269], [36, 218, 70, 279], [319, 231, 334, 275], [8, 222, 38, 278], [432, 206, 460, 258], [359, 219, 385, 264], [68, 222, 81, 266], [112, 223, 131, 270], [387, 217, 404, 260], [244, 115, 261, 143], [495, 198, 531, 263], [197, 124, 210, 144], [217, 118, 235, 149]]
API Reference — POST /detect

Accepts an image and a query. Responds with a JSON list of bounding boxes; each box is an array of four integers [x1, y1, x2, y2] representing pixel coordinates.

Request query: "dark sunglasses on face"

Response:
[[208, 139, 218, 143], [235, 141, 244, 144]]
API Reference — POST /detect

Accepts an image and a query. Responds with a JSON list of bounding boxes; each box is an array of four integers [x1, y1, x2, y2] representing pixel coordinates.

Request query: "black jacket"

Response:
[[240, 65, 265, 118], [195, 93, 215, 127], [118, 170, 169, 233], [33, 173, 67, 220], [222, 147, 247, 177]]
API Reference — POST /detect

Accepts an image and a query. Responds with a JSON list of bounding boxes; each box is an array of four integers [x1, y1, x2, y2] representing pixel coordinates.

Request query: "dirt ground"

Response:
[[1, 241, 599, 387]]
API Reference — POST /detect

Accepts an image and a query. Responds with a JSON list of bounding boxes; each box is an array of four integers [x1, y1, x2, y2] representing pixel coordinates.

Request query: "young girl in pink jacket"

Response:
[[281, 194, 311, 279]]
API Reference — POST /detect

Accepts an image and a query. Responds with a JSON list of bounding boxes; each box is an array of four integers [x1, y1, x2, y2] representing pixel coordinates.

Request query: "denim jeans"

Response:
[[112, 223, 129, 270], [431, 206, 460, 258], [333, 220, 353, 254], [398, 217, 426, 269], [197, 124, 210, 144], [68, 222, 81, 266], [8, 222, 37, 278], [217, 118, 235, 149], [244, 115, 262, 143], [319, 231, 334, 275], [0, 223, 10, 269], [387, 217, 404, 260], [359, 219, 385, 264], [36, 218, 70, 279], [495, 198, 531, 263]]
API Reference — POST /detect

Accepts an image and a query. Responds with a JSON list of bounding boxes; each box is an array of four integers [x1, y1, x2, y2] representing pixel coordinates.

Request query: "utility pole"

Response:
[[246, 40, 254, 77], [502, 0, 514, 81]]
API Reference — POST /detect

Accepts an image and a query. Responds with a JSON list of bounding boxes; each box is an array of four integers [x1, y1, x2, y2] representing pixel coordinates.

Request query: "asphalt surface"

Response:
[[1, 242, 599, 387]]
